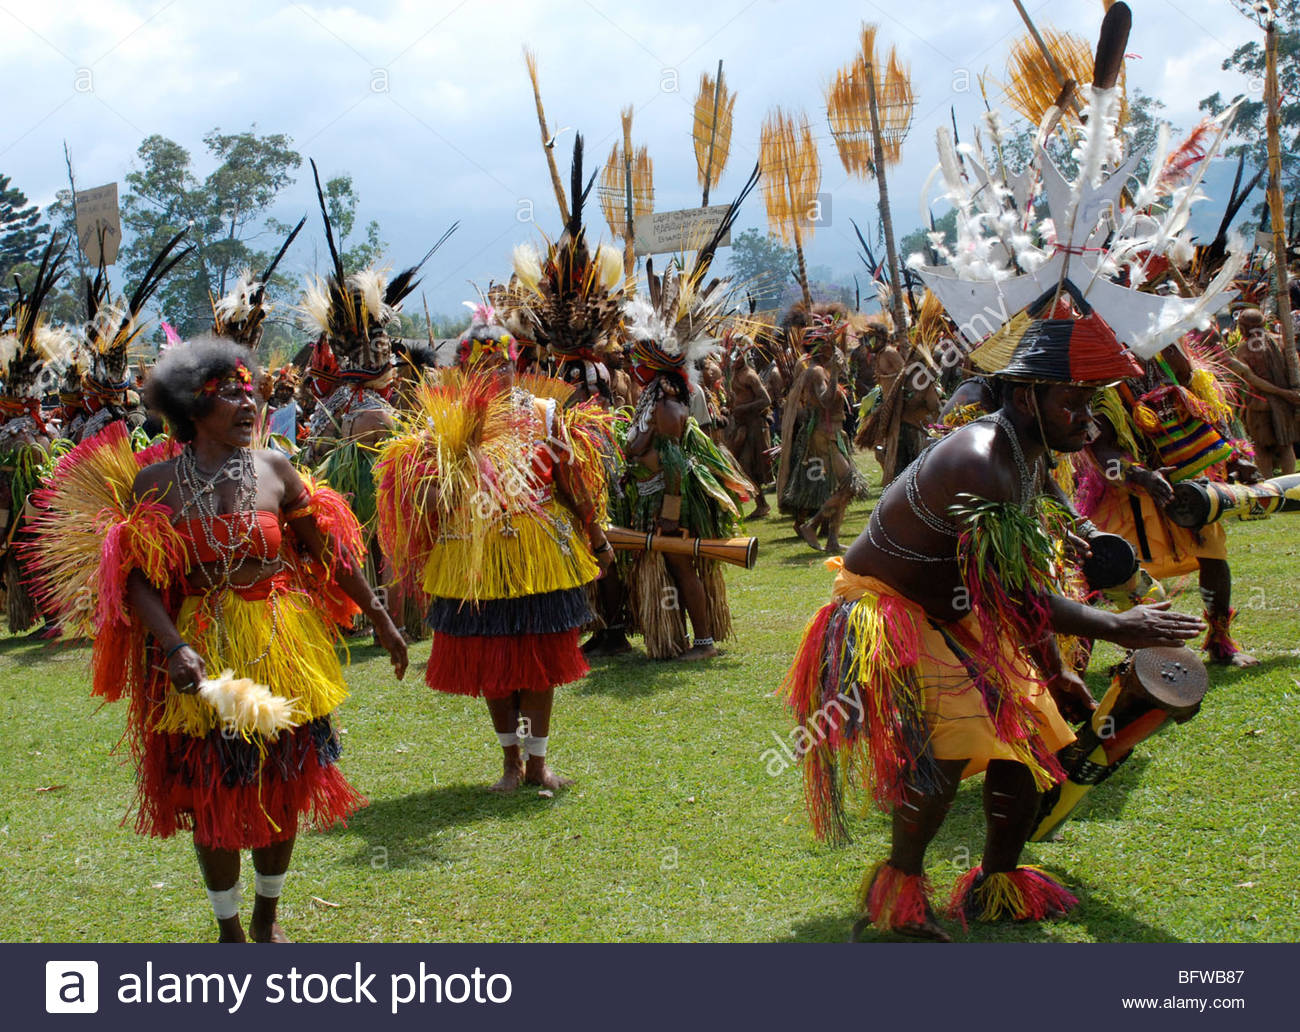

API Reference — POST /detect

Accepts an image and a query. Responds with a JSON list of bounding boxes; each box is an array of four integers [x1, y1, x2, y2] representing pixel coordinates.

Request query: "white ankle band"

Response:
[[254, 872, 287, 899], [205, 884, 242, 921], [524, 735, 548, 757], [496, 731, 520, 748]]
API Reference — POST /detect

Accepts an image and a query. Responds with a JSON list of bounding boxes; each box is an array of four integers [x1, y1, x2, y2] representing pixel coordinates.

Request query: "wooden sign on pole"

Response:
[[633, 205, 731, 256], [75, 182, 121, 266]]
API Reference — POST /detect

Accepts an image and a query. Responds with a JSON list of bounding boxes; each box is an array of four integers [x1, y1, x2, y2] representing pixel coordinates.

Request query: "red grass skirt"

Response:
[[425, 629, 589, 697], [136, 718, 366, 851]]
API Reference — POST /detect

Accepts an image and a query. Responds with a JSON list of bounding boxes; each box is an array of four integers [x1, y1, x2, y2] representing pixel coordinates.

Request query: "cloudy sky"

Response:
[[0, 0, 1268, 316]]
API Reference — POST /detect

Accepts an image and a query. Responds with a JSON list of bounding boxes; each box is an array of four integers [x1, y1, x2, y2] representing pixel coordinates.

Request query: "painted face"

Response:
[[194, 369, 257, 447], [368, 331, 393, 367], [1034, 383, 1096, 453]]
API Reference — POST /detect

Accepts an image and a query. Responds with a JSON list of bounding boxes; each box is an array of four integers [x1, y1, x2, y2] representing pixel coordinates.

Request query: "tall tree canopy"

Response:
[[726, 227, 796, 310], [0, 173, 46, 288], [120, 127, 301, 336], [1200, 0, 1299, 215]]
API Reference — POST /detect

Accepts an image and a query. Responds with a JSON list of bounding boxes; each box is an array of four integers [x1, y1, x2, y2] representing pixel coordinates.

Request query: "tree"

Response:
[[323, 173, 385, 271], [1199, 0, 1299, 215], [391, 309, 470, 341], [726, 227, 796, 309], [0, 174, 46, 288], [899, 208, 957, 265], [119, 127, 301, 337]]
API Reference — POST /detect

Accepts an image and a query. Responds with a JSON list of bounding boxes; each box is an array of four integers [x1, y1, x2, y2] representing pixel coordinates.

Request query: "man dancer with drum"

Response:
[[782, 318, 1203, 940]]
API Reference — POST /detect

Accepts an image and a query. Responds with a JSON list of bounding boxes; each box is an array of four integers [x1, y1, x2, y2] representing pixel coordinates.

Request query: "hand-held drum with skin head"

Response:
[[1031, 646, 1208, 842]]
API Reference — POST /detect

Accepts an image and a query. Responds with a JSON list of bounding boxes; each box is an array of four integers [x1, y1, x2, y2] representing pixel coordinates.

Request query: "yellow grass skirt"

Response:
[[150, 577, 349, 738]]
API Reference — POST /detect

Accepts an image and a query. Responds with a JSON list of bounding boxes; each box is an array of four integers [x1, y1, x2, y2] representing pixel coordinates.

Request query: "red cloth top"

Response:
[[174, 510, 282, 564]]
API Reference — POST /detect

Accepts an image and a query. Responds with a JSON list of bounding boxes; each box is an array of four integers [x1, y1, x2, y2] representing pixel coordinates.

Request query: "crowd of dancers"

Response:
[[3, 1, 1299, 944]]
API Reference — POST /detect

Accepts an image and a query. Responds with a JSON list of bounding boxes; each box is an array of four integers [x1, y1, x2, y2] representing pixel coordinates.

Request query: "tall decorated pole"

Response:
[[826, 25, 915, 343], [1262, 1, 1299, 385], [598, 106, 654, 287], [622, 110, 635, 282], [759, 107, 820, 310], [523, 48, 570, 225], [863, 56, 907, 345]]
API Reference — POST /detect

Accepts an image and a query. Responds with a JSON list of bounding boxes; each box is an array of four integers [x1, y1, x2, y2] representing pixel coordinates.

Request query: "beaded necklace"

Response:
[[864, 412, 1040, 563], [176, 444, 280, 665]]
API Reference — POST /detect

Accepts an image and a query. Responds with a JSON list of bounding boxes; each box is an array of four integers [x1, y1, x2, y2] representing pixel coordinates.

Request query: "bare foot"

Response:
[[523, 757, 573, 790], [216, 915, 247, 943], [796, 521, 824, 552], [676, 642, 719, 661], [825, 536, 843, 555], [249, 921, 291, 943], [751, 502, 771, 519], [891, 909, 953, 942], [489, 761, 525, 793], [851, 906, 952, 943], [1223, 649, 1260, 668]]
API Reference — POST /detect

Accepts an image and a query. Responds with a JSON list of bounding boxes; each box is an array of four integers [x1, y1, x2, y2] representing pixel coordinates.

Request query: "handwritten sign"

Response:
[[633, 205, 731, 257], [75, 183, 121, 266]]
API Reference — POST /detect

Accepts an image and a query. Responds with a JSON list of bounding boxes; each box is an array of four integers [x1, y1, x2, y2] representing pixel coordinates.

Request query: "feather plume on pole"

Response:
[[598, 108, 653, 283], [759, 107, 819, 310], [825, 27, 914, 175], [824, 23, 915, 343], [693, 62, 735, 206], [598, 113, 654, 241]]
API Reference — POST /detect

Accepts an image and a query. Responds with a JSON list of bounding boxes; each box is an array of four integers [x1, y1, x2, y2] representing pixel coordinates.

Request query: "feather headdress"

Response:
[[211, 216, 306, 348], [300, 158, 457, 373], [1, 236, 76, 400], [512, 135, 627, 361], [85, 227, 192, 391], [913, 2, 1245, 362], [455, 301, 521, 369], [624, 164, 761, 382]]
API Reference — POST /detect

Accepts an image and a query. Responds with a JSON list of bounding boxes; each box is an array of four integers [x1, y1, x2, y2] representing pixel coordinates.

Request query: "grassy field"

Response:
[[2, 463, 1298, 944]]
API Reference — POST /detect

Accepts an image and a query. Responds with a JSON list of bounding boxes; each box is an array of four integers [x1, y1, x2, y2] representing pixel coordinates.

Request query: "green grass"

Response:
[[2, 462, 1298, 943]]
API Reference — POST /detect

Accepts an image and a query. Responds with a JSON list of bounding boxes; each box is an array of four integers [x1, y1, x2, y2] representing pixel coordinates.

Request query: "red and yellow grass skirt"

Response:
[[420, 502, 597, 698], [133, 579, 364, 850], [782, 565, 1073, 841]]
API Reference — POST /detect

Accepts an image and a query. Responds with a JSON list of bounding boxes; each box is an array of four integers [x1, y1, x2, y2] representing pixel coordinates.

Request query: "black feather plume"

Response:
[[385, 221, 459, 308], [258, 216, 307, 287], [692, 162, 760, 283], [310, 158, 346, 286], [566, 135, 587, 238], [1092, 1, 1131, 90], [127, 226, 191, 318]]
